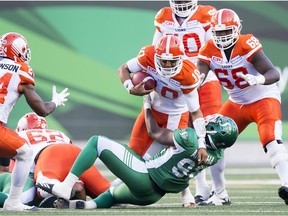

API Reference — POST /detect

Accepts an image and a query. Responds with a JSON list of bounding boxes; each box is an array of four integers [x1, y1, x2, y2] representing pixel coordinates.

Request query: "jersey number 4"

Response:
[[0, 73, 12, 104]]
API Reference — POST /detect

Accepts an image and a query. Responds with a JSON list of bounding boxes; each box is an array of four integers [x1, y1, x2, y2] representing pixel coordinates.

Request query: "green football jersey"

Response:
[[146, 128, 223, 193]]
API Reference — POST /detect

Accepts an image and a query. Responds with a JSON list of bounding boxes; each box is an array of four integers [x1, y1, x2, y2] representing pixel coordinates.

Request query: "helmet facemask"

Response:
[[155, 54, 183, 78], [211, 24, 242, 50], [169, 0, 198, 18], [155, 35, 184, 78]]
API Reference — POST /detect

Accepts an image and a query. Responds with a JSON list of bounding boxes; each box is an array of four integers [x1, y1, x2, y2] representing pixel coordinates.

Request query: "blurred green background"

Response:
[[1, 1, 287, 141]]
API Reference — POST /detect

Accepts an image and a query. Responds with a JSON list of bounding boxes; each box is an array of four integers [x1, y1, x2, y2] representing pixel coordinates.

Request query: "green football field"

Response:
[[2, 167, 287, 216]]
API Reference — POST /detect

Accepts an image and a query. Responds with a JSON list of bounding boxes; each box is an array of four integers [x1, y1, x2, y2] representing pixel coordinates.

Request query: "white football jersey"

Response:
[[18, 129, 72, 172], [0, 57, 34, 123], [198, 34, 281, 104]]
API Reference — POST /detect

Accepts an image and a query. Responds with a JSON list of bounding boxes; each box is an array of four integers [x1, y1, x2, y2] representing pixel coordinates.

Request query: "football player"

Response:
[[118, 34, 207, 207], [118, 35, 207, 164], [0, 32, 69, 211], [196, 8, 288, 205], [152, 0, 222, 205], [35, 95, 238, 209], [13, 112, 111, 206]]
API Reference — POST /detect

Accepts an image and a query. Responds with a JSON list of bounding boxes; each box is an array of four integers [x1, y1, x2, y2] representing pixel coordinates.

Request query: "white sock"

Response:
[[7, 185, 23, 201], [194, 169, 210, 199], [275, 160, 288, 186], [63, 172, 79, 188], [8, 144, 33, 202], [210, 156, 227, 195]]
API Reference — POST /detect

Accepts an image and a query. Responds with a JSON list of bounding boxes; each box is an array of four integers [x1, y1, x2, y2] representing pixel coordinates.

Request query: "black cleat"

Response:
[[53, 198, 70, 209], [278, 186, 288, 205], [53, 198, 85, 209], [194, 195, 205, 204], [36, 182, 55, 195], [38, 195, 58, 208], [76, 201, 85, 209]]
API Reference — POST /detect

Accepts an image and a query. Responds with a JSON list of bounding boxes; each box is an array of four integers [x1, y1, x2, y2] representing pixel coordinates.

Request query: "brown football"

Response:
[[131, 71, 156, 90]]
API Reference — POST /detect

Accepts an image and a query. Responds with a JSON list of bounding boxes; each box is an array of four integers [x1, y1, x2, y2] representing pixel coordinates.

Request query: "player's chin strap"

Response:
[[265, 140, 288, 168]]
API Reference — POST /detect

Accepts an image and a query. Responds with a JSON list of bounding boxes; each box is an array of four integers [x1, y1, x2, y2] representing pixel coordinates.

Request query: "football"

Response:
[[131, 71, 156, 90]]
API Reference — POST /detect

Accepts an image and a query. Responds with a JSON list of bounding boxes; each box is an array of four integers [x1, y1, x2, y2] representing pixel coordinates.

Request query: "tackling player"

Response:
[[0, 32, 69, 211], [196, 8, 288, 205], [36, 95, 238, 209]]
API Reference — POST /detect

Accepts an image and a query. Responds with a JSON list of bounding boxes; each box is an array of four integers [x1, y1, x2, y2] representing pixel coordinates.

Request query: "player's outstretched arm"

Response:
[[20, 83, 70, 117]]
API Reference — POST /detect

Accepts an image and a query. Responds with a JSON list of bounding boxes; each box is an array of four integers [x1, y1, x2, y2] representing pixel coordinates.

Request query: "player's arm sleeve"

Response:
[[127, 57, 143, 73], [244, 34, 263, 62], [183, 89, 200, 112], [19, 65, 35, 86]]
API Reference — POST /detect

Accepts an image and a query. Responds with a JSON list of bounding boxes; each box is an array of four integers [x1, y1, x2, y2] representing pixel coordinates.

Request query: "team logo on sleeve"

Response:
[[178, 129, 189, 141]]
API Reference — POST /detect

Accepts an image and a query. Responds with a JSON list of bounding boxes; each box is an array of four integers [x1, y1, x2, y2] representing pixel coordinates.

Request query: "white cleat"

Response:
[[3, 200, 38, 211], [36, 182, 72, 200], [199, 192, 231, 206]]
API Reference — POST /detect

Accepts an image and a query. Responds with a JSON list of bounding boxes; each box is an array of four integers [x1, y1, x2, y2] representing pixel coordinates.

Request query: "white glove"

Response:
[[51, 85, 70, 107], [143, 94, 152, 110], [238, 73, 265, 86]]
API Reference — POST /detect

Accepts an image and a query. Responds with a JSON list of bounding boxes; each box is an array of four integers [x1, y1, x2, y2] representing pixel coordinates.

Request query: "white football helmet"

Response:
[[16, 113, 47, 132], [210, 9, 242, 50], [0, 32, 31, 63], [155, 35, 184, 78], [169, 0, 198, 17]]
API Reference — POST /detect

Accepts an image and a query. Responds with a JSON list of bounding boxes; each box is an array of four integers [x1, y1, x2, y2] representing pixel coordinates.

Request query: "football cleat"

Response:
[[194, 195, 205, 204], [53, 198, 85, 209], [3, 200, 38, 211], [36, 182, 54, 194], [198, 193, 231, 206], [36, 182, 73, 200], [38, 195, 58, 208], [278, 186, 288, 205]]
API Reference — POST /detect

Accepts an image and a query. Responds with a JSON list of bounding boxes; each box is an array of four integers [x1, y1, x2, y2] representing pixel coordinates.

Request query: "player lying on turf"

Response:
[[36, 95, 238, 209], [3, 112, 111, 208]]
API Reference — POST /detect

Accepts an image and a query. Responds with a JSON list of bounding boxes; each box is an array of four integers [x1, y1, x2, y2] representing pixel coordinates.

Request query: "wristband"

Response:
[[198, 137, 206, 149], [143, 95, 152, 110], [123, 79, 134, 93]]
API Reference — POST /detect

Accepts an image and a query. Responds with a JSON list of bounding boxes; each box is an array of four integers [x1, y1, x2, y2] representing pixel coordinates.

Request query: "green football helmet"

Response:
[[205, 114, 238, 150]]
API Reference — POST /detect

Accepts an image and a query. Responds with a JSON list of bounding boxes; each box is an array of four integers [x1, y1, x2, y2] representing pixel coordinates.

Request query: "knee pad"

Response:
[[14, 144, 33, 161], [266, 141, 288, 168]]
